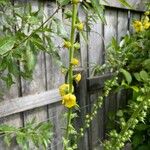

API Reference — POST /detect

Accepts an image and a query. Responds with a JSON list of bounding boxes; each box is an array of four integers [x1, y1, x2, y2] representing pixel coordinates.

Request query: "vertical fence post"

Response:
[[74, 68, 89, 150]]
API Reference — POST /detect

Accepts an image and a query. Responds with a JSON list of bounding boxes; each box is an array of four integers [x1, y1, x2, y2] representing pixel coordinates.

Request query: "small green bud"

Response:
[[80, 128, 83, 132], [74, 42, 80, 49]]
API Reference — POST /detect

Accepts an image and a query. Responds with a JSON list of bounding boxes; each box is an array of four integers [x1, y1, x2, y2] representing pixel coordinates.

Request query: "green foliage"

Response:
[[0, 0, 141, 149], [116, 0, 132, 9], [0, 118, 53, 150], [120, 68, 132, 85], [0, 1, 62, 87], [91, 9, 150, 150], [132, 111, 150, 150]]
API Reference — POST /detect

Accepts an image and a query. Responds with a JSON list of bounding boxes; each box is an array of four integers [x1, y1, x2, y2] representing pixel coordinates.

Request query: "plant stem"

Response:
[[69, 4, 77, 92], [64, 3, 78, 150]]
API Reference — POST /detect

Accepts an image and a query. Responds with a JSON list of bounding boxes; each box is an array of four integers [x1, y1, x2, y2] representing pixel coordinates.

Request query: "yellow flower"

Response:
[[143, 16, 150, 29], [133, 21, 144, 32], [75, 73, 81, 83], [143, 22, 150, 29], [76, 22, 84, 31], [62, 93, 77, 108], [71, 58, 79, 66], [59, 84, 69, 96]]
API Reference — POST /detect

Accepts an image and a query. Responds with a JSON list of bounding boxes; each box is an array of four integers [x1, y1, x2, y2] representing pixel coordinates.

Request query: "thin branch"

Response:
[[13, 6, 61, 50]]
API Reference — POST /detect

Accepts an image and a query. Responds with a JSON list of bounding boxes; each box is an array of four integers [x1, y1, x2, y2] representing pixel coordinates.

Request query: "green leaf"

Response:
[[57, 0, 70, 6], [142, 59, 150, 70], [120, 68, 132, 84], [116, 0, 132, 9], [131, 86, 139, 93], [90, 0, 106, 23], [111, 37, 119, 51], [134, 73, 142, 82], [52, 18, 68, 39], [0, 36, 15, 55], [140, 70, 149, 81], [138, 145, 150, 150], [136, 124, 150, 131], [2, 74, 15, 88], [132, 133, 143, 147], [4, 135, 11, 146], [25, 48, 36, 72]]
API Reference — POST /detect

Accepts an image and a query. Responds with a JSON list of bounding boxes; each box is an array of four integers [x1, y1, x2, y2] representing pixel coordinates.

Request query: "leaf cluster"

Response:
[[0, 118, 53, 150]]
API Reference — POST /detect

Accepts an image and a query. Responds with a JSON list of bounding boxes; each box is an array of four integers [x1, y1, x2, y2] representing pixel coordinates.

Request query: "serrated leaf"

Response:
[[53, 18, 68, 39], [0, 36, 15, 55], [120, 68, 132, 84]]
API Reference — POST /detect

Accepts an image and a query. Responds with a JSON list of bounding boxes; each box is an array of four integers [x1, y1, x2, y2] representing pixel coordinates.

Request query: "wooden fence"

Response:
[[0, 0, 147, 149]]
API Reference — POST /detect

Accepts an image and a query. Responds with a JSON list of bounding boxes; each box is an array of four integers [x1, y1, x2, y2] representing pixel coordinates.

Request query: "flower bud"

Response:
[[74, 73, 81, 83], [74, 42, 80, 49], [63, 41, 72, 48], [76, 22, 84, 31], [71, 58, 79, 65]]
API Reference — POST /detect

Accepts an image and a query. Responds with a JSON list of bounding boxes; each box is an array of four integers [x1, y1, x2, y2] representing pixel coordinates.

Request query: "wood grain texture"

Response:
[[74, 69, 89, 150], [20, 1, 48, 149], [88, 16, 103, 75], [45, 2, 66, 150], [102, 0, 147, 11], [117, 10, 128, 42], [103, 8, 118, 139], [79, 7, 88, 69], [0, 89, 60, 118], [87, 74, 113, 92]]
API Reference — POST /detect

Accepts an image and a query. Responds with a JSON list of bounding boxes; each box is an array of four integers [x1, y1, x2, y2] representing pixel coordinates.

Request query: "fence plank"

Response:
[[88, 16, 103, 75], [129, 11, 141, 33], [0, 0, 23, 149], [118, 10, 128, 41], [19, 1, 48, 149], [45, 2, 65, 150], [117, 10, 129, 110], [74, 69, 89, 150], [79, 7, 88, 69], [104, 8, 118, 139], [102, 0, 147, 11], [87, 9, 104, 149], [0, 89, 60, 119], [87, 74, 113, 92]]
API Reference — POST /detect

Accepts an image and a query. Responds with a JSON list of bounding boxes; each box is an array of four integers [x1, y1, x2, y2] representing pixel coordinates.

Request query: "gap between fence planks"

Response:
[[0, 89, 61, 119]]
